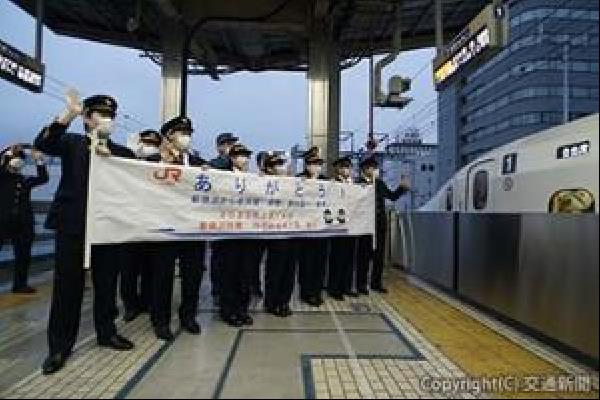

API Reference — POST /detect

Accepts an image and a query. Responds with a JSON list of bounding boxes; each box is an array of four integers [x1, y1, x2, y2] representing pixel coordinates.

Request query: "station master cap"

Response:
[[229, 143, 253, 157], [302, 146, 323, 165], [333, 155, 352, 168], [359, 156, 379, 169], [138, 129, 161, 146], [264, 151, 286, 167], [216, 132, 239, 146], [160, 116, 193, 136], [83, 95, 117, 118]]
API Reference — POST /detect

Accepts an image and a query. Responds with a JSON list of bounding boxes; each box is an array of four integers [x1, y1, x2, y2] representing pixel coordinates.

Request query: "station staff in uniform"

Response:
[[219, 143, 255, 327], [327, 156, 357, 301], [209, 132, 238, 302], [151, 116, 208, 340], [35, 93, 135, 375], [0, 145, 49, 294], [296, 147, 329, 307], [119, 129, 162, 322], [262, 152, 295, 317], [356, 156, 410, 294]]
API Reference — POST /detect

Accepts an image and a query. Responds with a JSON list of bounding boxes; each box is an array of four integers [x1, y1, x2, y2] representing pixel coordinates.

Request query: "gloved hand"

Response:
[[31, 149, 46, 164], [57, 89, 83, 125]]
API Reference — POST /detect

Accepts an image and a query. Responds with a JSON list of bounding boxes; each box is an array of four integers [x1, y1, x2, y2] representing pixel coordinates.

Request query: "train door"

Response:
[[466, 159, 497, 212]]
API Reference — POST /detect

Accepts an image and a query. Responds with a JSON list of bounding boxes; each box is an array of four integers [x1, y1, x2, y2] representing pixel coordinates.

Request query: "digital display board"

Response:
[[557, 141, 591, 160], [432, 3, 507, 89], [434, 28, 491, 85], [0, 38, 44, 93]]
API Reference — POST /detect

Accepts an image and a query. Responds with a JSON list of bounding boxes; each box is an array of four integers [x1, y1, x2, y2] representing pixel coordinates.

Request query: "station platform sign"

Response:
[[0, 38, 44, 93]]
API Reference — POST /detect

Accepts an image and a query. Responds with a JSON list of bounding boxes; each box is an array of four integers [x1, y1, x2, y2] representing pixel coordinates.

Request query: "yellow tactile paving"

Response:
[[0, 283, 52, 312], [382, 271, 598, 399]]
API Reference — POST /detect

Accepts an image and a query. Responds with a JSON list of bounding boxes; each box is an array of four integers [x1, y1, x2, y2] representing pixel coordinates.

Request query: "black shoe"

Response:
[[222, 314, 243, 327], [253, 289, 264, 298], [154, 325, 175, 341], [123, 307, 142, 322], [306, 296, 321, 307], [282, 304, 293, 317], [265, 305, 279, 315], [98, 334, 135, 350], [42, 352, 68, 375], [181, 317, 201, 335], [240, 314, 254, 326], [358, 288, 369, 296], [373, 287, 388, 294], [12, 286, 37, 294], [345, 291, 359, 298], [329, 292, 344, 302], [276, 304, 292, 318]]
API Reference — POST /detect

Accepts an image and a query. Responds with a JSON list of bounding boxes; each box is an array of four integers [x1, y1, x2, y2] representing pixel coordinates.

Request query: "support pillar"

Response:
[[160, 24, 184, 123], [35, 0, 44, 62], [435, 0, 444, 55], [307, 23, 341, 174]]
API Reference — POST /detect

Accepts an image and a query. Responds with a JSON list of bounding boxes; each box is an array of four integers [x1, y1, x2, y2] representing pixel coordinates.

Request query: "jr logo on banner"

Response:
[[85, 155, 375, 263]]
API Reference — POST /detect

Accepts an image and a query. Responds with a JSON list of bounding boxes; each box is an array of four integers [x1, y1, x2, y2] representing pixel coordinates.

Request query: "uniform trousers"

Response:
[[0, 237, 33, 290], [297, 238, 328, 301], [47, 234, 122, 356], [264, 240, 296, 309], [219, 240, 255, 318], [328, 237, 355, 296]]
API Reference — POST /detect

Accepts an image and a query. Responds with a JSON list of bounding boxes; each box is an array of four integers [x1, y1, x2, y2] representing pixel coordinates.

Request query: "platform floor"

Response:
[[0, 267, 597, 399]]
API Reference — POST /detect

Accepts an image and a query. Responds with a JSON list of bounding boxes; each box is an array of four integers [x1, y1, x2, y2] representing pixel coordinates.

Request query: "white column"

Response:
[[307, 24, 341, 174], [160, 24, 184, 123]]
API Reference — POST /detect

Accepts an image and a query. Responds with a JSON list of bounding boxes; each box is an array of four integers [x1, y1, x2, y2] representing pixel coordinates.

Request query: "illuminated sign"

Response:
[[433, 3, 508, 88], [0, 38, 44, 93], [434, 28, 490, 85]]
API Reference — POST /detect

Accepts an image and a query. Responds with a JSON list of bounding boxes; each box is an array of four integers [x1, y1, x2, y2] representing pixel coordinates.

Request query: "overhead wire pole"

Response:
[[35, 0, 44, 62], [369, 55, 374, 147], [435, 0, 443, 55]]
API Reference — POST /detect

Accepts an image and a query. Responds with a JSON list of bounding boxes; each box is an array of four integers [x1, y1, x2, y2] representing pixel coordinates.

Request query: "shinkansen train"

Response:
[[421, 113, 599, 214], [397, 114, 599, 364]]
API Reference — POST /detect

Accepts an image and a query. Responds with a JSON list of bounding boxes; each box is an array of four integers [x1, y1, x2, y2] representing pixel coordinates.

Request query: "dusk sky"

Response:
[[0, 0, 438, 160]]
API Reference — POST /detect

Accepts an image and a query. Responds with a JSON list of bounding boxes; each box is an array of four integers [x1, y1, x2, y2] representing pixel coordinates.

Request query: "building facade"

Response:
[[338, 137, 438, 211], [437, 0, 599, 187]]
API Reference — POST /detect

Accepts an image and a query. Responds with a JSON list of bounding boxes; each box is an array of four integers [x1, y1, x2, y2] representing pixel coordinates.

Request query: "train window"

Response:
[[446, 186, 454, 212], [502, 153, 518, 174], [549, 189, 596, 214], [473, 170, 489, 210]]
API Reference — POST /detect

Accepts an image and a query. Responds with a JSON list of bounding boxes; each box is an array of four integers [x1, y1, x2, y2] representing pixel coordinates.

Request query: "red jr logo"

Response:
[[152, 168, 183, 184]]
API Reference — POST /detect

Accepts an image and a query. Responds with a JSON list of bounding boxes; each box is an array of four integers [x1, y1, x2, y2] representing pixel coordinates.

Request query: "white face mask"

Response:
[[175, 134, 192, 151], [233, 156, 250, 171], [8, 157, 24, 171], [138, 144, 159, 159], [372, 169, 380, 180], [275, 165, 288, 176], [340, 167, 351, 179], [95, 116, 114, 138], [307, 164, 322, 177], [218, 144, 233, 156]]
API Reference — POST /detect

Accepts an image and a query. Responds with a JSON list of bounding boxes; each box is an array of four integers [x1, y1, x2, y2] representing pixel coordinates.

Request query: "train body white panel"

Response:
[[421, 114, 599, 213]]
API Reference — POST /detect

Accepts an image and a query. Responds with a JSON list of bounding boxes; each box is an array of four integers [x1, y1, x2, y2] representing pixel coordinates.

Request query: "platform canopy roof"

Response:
[[11, 0, 488, 75]]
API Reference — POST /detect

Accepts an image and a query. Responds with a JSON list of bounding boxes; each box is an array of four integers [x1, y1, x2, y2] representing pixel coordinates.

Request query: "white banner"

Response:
[[85, 155, 375, 247]]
